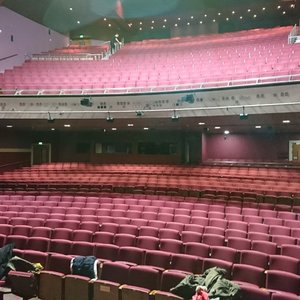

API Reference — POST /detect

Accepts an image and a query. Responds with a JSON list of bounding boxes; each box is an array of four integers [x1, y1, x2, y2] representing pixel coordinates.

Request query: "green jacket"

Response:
[[170, 267, 240, 300]]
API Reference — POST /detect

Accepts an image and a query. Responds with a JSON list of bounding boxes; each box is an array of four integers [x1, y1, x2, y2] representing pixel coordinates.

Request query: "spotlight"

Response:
[[47, 112, 55, 123], [80, 97, 93, 107], [136, 111, 144, 117], [239, 106, 248, 120], [106, 112, 114, 122], [171, 110, 179, 121]]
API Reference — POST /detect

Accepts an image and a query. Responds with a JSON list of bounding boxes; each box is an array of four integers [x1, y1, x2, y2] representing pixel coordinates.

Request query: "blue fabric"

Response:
[[71, 256, 97, 279]]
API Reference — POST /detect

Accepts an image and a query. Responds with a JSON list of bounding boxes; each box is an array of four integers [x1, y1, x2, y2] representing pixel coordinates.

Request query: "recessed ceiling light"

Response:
[[151, 26, 154, 29], [290, 4, 295, 8], [79, 34, 84, 38], [112, 128, 117, 131], [187, 22, 190, 25], [69, 7, 73, 11], [255, 125, 261, 129], [198, 122, 205, 125], [218, 12, 221, 16], [6, 125, 13, 128], [139, 21, 143, 25], [177, 17, 181, 21], [104, 18, 107, 21], [214, 126, 221, 129], [204, 14, 207, 17], [224, 130, 230, 135], [139, 27, 142, 30], [77, 20, 80, 24], [164, 19, 167, 22], [152, 20, 155, 23], [282, 120, 290, 123], [0, 29, 2, 33], [282, 11, 286, 14], [226, 17, 229, 21], [240, 16, 243, 19], [200, 21, 203, 24], [163, 25, 166, 28], [127, 124, 134, 127], [64, 124, 71, 127], [175, 24, 178, 27], [191, 16, 194, 19], [253, 14, 257, 18], [51, 128, 55, 131], [38, 142, 43, 145], [262, 7, 266, 11], [277, 5, 281, 9], [213, 19, 216, 22], [247, 9, 251, 12], [143, 127, 149, 130], [232, 11, 235, 14], [108, 23, 111, 27]]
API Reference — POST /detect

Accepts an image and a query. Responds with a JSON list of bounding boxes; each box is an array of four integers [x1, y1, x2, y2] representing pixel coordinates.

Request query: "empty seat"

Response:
[[184, 242, 210, 258], [144, 249, 172, 270], [170, 253, 202, 274], [136, 236, 160, 250], [159, 239, 183, 254], [268, 255, 299, 274], [209, 246, 237, 263], [239, 250, 269, 269], [118, 246, 145, 265], [232, 264, 265, 287], [251, 240, 277, 255]]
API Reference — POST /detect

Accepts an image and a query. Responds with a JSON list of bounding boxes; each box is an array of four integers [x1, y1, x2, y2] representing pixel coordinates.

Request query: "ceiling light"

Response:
[[224, 130, 230, 135], [282, 120, 290, 123], [108, 23, 111, 27], [282, 11, 286, 14], [198, 122, 205, 125], [69, 7, 73, 11], [139, 21, 143, 25], [232, 11, 235, 14], [213, 19, 216, 22], [79, 34, 84, 38], [255, 125, 261, 129], [226, 17, 229, 21], [175, 24, 178, 27], [152, 20, 155, 23], [127, 124, 134, 127], [253, 14, 257, 18], [277, 5, 281, 9], [200, 21, 203, 24], [204, 14, 207, 17], [247, 9, 251, 12], [178, 17, 181, 20], [112, 128, 117, 131], [143, 127, 149, 130], [77, 20, 80, 24], [218, 12, 221, 16], [163, 25, 166, 28], [214, 126, 221, 129], [151, 26, 154, 29], [290, 4, 295, 8], [191, 16, 194, 19], [262, 7, 266, 11], [164, 19, 167, 22], [38, 142, 43, 145], [139, 27, 142, 30], [187, 22, 190, 25], [6, 125, 13, 128], [64, 124, 71, 128], [104, 18, 107, 21], [51, 128, 55, 131], [240, 16, 243, 19]]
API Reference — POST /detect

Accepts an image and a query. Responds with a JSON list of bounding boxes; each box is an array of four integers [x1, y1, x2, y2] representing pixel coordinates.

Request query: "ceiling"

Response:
[[2, 0, 299, 40], [1, 112, 299, 134]]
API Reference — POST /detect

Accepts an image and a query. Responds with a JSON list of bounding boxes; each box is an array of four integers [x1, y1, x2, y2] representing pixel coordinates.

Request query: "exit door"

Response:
[[292, 143, 300, 162], [31, 143, 51, 165]]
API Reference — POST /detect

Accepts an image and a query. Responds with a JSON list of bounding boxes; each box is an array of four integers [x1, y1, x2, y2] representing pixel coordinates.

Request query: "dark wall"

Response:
[[203, 132, 300, 162], [0, 129, 199, 165]]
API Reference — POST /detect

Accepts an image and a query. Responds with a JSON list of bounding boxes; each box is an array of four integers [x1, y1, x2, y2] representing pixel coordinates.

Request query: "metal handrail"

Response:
[[0, 73, 299, 97]]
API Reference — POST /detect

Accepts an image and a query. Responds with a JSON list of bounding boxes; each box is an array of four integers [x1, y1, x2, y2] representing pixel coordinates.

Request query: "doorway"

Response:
[[31, 143, 51, 165], [289, 140, 300, 162]]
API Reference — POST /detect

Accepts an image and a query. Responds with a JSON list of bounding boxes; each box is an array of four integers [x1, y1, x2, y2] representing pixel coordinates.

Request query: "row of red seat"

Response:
[[9, 250, 300, 300]]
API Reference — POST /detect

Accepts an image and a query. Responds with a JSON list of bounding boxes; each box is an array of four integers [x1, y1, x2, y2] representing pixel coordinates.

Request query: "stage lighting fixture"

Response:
[[106, 112, 114, 122], [239, 106, 248, 120], [136, 111, 144, 117], [171, 110, 179, 121]]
